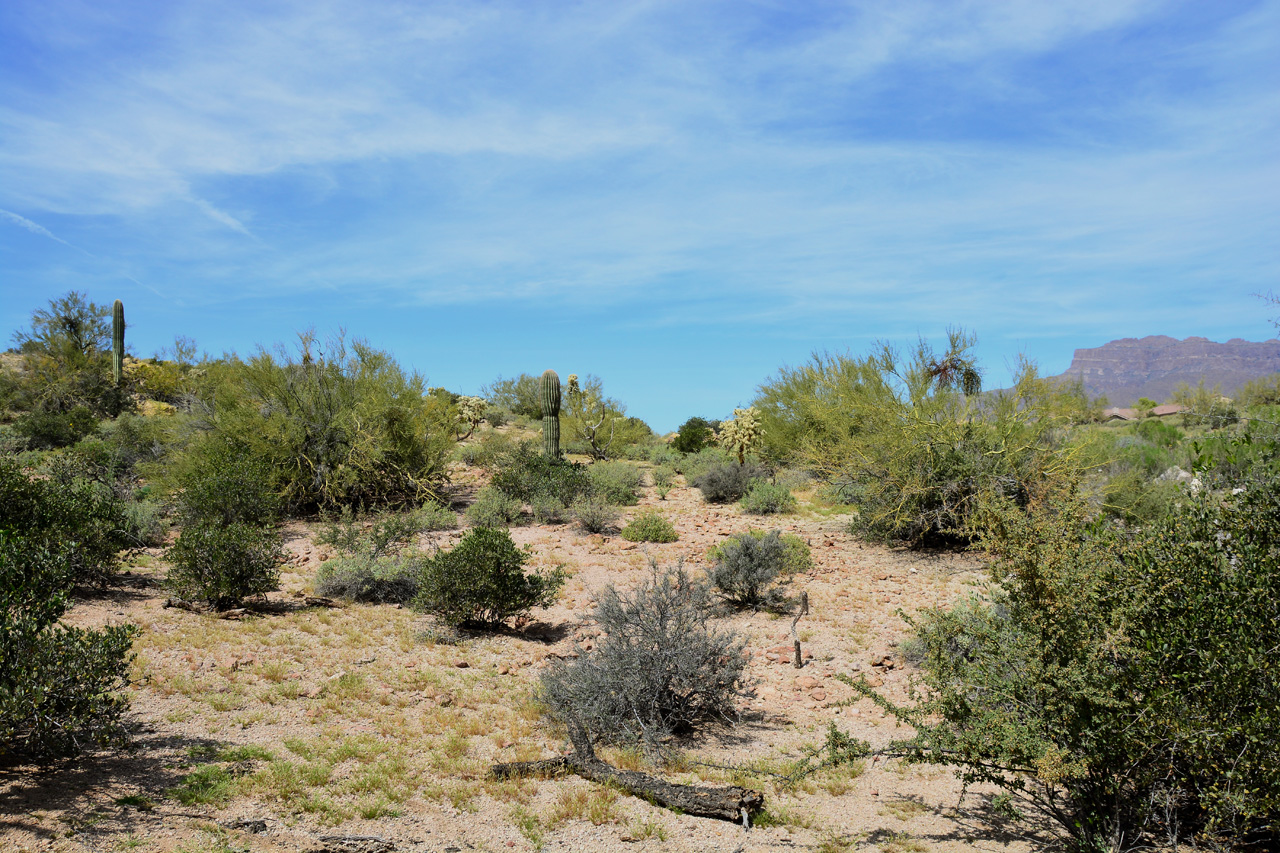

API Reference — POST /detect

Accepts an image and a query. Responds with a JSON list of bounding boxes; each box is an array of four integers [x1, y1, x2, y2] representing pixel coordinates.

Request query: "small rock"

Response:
[[795, 676, 820, 690], [453, 660, 469, 668], [811, 689, 827, 701]]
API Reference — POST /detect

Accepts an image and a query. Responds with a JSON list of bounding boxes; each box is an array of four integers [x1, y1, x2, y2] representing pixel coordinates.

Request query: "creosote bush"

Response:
[[413, 527, 564, 628], [620, 510, 678, 543], [539, 562, 749, 746], [166, 523, 283, 609]]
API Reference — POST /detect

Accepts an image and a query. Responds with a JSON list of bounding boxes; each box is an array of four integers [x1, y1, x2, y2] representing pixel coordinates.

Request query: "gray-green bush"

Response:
[[586, 460, 642, 505], [709, 529, 790, 608], [738, 480, 796, 515], [539, 563, 748, 746], [465, 486, 522, 529]]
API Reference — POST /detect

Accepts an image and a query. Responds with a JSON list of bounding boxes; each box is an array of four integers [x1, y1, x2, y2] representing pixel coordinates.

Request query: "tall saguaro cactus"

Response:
[[112, 299, 126, 387], [541, 369, 561, 458]]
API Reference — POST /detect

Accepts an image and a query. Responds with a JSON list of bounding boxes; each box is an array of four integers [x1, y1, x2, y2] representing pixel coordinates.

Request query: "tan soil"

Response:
[[1, 461, 1048, 853]]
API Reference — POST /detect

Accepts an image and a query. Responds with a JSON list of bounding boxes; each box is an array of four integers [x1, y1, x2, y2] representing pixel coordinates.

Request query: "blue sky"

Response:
[[2, 0, 1277, 431]]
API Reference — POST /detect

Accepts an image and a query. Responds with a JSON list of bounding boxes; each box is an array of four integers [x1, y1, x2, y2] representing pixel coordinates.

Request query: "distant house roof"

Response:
[[1103, 407, 1137, 421], [1151, 404, 1187, 417]]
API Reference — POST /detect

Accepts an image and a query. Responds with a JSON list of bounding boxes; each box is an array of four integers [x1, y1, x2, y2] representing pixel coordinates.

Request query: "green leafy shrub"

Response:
[[709, 530, 790, 608], [620, 511, 678, 543], [754, 335, 1079, 547], [586, 460, 642, 505], [174, 439, 279, 528], [489, 441, 592, 506], [317, 505, 451, 561], [13, 406, 99, 450], [650, 465, 676, 488], [1132, 418, 1183, 449], [0, 459, 136, 759], [465, 486, 522, 529], [530, 492, 566, 524], [480, 373, 543, 419], [188, 333, 454, 513], [314, 556, 419, 604], [570, 496, 619, 533], [738, 480, 797, 515], [851, 478, 1280, 851], [456, 429, 515, 468], [539, 563, 748, 746], [691, 461, 765, 504], [0, 456, 128, 587], [672, 417, 718, 454], [122, 499, 169, 547], [413, 527, 564, 627], [707, 529, 812, 574], [165, 522, 282, 609]]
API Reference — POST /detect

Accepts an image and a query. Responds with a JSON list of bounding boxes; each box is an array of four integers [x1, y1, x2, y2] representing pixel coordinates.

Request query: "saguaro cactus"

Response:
[[112, 299, 125, 386], [541, 369, 561, 458]]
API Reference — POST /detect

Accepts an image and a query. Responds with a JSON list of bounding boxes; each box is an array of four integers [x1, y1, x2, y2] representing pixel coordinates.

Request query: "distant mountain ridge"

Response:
[[1053, 335, 1280, 405]]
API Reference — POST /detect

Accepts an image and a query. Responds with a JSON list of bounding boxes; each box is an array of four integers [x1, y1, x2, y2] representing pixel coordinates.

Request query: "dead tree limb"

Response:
[[489, 719, 764, 824]]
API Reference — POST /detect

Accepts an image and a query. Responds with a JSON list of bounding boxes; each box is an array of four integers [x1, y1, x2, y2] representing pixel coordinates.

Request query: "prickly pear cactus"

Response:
[[112, 299, 125, 386], [541, 369, 561, 458]]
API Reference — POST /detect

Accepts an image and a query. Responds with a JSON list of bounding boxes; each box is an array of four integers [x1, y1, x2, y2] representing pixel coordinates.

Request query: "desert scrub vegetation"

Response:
[[487, 440, 592, 507], [0, 457, 137, 759], [738, 479, 797, 514], [754, 331, 1083, 546], [847, 451, 1280, 851], [585, 460, 642, 505], [413, 527, 565, 628], [181, 331, 455, 513], [709, 529, 793, 609], [619, 510, 678, 543], [570, 495, 620, 533], [691, 460, 768, 503], [464, 485, 522, 528], [539, 562, 748, 748], [313, 504, 453, 603]]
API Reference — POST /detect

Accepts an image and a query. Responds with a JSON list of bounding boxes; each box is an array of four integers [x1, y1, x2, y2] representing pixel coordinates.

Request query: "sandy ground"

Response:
[[1, 462, 1051, 853]]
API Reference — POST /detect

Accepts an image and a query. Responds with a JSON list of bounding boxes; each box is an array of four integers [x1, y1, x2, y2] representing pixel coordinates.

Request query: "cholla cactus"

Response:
[[456, 395, 487, 441], [567, 374, 580, 396], [717, 407, 762, 466]]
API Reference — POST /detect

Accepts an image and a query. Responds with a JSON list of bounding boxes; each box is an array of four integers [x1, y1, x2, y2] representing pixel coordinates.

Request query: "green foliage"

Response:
[[0, 456, 128, 587], [464, 486, 522, 529], [0, 459, 136, 759], [189, 332, 454, 513], [586, 460, 642, 505], [561, 373, 650, 460], [620, 510, 678, 543], [13, 405, 99, 450], [1236, 372, 1280, 407], [1132, 418, 1183, 448], [739, 480, 797, 515], [672, 417, 718, 454], [488, 440, 592, 506], [570, 495, 620, 533], [413, 528, 564, 627], [314, 556, 419, 604], [708, 529, 812, 574], [7, 291, 132, 428], [480, 373, 542, 419], [691, 461, 766, 504], [530, 492, 566, 523], [317, 505, 452, 562], [174, 439, 279, 528], [1171, 380, 1239, 428], [538, 563, 748, 745], [650, 464, 676, 488], [709, 529, 790, 608], [754, 335, 1078, 547], [166, 522, 282, 609], [851, 479, 1280, 850]]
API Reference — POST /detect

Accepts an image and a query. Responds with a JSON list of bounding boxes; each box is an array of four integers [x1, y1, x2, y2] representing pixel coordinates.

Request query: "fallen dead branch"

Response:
[[488, 720, 765, 825]]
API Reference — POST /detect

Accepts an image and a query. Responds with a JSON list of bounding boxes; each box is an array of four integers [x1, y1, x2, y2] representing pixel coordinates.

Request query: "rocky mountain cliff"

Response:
[[1054, 336, 1280, 405]]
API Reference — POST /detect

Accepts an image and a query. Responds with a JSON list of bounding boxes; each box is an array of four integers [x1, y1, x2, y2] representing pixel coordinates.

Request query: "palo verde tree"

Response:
[[754, 330, 1079, 545]]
